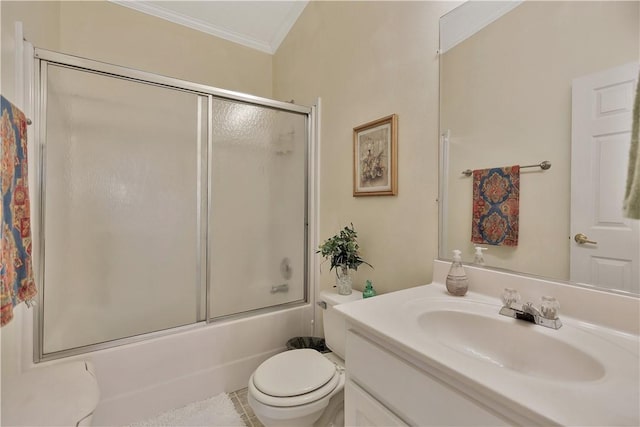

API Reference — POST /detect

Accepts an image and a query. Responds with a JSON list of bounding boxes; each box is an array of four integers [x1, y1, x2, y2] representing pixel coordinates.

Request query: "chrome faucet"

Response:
[[499, 289, 562, 329], [521, 301, 541, 317]]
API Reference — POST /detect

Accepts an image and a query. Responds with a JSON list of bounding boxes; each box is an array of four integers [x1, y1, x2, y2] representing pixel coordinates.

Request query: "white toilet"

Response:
[[248, 289, 362, 427]]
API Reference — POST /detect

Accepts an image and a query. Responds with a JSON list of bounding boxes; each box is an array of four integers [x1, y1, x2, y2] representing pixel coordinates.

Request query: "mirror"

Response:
[[439, 1, 639, 295]]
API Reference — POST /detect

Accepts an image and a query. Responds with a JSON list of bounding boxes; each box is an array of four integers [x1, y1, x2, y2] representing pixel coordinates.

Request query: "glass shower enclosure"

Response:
[[33, 49, 310, 361]]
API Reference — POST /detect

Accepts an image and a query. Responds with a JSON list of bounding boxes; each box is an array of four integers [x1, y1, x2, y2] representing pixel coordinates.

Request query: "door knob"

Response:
[[574, 233, 597, 245]]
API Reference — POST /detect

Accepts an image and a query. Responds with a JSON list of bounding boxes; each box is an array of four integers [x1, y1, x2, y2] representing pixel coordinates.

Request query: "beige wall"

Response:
[[1, 1, 60, 101], [1, 1, 273, 100], [274, 1, 456, 294], [441, 1, 639, 280], [57, 1, 273, 98]]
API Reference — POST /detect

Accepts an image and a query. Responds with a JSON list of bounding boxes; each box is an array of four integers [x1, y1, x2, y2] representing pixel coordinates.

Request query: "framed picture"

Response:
[[353, 114, 398, 196]]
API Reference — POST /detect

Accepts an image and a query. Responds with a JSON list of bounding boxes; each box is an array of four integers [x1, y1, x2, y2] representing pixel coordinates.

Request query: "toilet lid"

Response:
[[253, 349, 336, 397]]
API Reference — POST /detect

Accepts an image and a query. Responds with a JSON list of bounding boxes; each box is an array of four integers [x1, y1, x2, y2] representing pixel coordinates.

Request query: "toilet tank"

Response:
[[320, 290, 362, 359]]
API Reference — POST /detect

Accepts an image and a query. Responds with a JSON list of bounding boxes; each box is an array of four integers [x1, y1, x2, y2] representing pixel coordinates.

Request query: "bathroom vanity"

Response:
[[337, 261, 640, 426], [344, 329, 511, 426]]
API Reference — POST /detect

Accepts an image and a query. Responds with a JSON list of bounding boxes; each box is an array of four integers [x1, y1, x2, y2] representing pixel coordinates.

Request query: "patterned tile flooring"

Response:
[[230, 388, 265, 427]]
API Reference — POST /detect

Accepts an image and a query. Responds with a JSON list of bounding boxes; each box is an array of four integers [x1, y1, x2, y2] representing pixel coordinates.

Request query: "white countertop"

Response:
[[337, 282, 640, 426]]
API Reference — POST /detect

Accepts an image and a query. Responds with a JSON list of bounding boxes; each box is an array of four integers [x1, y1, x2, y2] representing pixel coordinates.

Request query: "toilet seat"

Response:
[[250, 349, 341, 407], [249, 371, 341, 407]]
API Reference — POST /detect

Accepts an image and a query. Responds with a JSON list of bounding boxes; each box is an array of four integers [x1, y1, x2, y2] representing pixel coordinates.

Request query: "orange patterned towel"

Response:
[[471, 165, 520, 247], [1, 95, 37, 326]]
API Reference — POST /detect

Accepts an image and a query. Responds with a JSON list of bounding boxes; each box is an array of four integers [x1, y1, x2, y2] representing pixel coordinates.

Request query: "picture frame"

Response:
[[353, 114, 398, 196]]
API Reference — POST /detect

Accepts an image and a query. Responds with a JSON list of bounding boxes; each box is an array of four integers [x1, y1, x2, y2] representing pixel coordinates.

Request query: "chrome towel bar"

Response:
[[462, 160, 551, 177]]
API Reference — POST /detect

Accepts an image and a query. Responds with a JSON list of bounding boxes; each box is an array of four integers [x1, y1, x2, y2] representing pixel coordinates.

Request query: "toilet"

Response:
[[248, 289, 362, 427]]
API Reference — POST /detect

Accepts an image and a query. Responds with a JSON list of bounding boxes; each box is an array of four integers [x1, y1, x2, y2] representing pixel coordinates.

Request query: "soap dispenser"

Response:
[[473, 246, 487, 266], [363, 280, 377, 298], [446, 250, 469, 296]]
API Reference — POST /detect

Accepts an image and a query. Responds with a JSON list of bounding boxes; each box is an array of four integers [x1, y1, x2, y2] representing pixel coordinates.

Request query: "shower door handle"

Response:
[[271, 284, 289, 294]]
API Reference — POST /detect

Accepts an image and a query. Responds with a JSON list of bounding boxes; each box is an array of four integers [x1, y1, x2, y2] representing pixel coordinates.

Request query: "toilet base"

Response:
[[249, 390, 344, 427], [312, 390, 344, 427], [248, 392, 325, 427]]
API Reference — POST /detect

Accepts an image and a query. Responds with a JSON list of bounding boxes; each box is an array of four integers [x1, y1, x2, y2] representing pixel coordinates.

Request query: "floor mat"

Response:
[[129, 393, 246, 427]]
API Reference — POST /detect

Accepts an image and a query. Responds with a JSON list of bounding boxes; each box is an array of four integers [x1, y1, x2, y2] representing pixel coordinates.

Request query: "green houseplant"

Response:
[[317, 223, 372, 295]]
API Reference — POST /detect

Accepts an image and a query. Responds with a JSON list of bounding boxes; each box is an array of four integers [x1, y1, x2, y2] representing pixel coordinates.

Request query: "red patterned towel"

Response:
[[471, 165, 520, 247], [1, 96, 37, 326]]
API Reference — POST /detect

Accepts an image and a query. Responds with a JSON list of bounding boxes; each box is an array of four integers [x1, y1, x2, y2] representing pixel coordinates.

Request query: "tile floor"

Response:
[[230, 388, 264, 427]]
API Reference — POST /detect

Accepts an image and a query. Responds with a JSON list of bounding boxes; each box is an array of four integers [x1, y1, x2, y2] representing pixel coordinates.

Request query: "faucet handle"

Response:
[[540, 296, 560, 319], [501, 288, 521, 308]]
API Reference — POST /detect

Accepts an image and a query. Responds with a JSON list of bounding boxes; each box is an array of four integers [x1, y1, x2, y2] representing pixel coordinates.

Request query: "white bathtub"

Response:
[[91, 304, 312, 426], [2, 303, 312, 426], [87, 305, 313, 426]]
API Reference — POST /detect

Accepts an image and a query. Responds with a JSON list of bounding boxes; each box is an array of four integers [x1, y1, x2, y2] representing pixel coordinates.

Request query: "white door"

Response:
[[571, 62, 639, 293]]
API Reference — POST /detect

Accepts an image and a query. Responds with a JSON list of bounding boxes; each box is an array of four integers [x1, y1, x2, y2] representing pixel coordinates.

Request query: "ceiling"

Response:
[[110, 1, 309, 54]]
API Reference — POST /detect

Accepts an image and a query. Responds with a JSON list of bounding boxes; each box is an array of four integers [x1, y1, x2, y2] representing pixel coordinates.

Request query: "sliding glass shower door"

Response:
[[40, 62, 208, 355], [35, 50, 310, 360], [208, 99, 307, 318]]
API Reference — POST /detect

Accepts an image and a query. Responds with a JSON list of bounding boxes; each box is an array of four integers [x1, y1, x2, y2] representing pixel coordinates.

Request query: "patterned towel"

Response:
[[471, 165, 520, 247], [1, 95, 37, 326]]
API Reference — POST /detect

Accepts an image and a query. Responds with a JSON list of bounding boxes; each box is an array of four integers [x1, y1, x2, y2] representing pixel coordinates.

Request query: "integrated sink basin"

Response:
[[336, 268, 640, 426], [417, 309, 606, 382]]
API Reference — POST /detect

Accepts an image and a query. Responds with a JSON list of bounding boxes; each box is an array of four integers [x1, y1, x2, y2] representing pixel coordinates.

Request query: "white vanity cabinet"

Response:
[[344, 329, 511, 427], [344, 381, 408, 427], [337, 264, 640, 426]]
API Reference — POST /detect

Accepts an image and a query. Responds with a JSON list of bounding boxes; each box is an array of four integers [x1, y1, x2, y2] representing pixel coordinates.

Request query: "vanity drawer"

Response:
[[346, 329, 509, 426]]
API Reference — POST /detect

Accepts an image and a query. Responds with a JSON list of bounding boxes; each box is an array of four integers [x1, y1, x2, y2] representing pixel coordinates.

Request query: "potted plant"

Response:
[[317, 223, 372, 295]]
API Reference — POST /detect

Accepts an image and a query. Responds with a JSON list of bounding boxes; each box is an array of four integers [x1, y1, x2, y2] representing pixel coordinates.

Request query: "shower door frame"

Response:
[[32, 48, 313, 362]]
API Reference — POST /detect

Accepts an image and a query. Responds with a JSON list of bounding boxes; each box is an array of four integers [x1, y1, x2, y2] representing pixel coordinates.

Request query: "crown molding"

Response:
[[110, 0, 304, 54], [269, 1, 308, 53], [440, 0, 523, 54]]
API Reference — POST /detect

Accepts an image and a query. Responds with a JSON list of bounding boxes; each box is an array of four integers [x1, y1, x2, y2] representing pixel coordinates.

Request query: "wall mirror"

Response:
[[439, 0, 639, 295]]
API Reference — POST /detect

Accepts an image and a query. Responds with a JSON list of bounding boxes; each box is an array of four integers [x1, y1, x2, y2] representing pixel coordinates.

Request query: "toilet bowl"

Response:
[[248, 290, 361, 427]]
